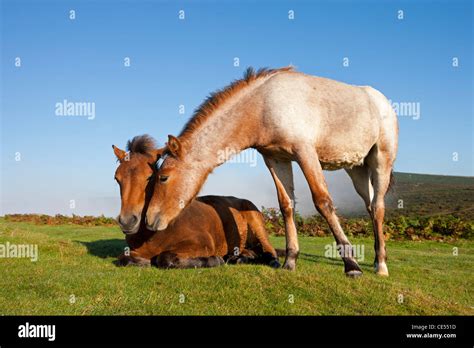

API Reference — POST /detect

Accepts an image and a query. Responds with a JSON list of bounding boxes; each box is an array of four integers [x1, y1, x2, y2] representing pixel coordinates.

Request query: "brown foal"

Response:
[[113, 135, 280, 269]]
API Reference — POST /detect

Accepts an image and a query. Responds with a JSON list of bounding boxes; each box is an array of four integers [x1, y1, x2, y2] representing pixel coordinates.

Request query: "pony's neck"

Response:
[[179, 85, 264, 171], [182, 115, 254, 173]]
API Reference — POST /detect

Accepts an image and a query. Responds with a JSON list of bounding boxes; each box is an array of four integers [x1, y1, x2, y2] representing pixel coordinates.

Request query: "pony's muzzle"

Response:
[[145, 215, 160, 231], [145, 213, 167, 231], [118, 214, 139, 234]]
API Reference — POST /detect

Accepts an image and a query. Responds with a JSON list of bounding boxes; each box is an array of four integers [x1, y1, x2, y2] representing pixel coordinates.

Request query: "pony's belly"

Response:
[[318, 148, 368, 170], [256, 145, 297, 161]]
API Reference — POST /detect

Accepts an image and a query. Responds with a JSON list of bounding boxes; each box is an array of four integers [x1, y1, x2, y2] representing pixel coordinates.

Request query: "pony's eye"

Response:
[[159, 175, 169, 183]]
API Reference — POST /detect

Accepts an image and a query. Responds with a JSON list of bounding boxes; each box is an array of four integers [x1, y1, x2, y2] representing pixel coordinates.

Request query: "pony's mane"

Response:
[[126, 134, 157, 156], [180, 66, 294, 139]]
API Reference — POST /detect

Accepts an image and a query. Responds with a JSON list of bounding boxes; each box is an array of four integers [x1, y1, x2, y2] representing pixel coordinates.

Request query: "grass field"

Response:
[[1, 218, 472, 315]]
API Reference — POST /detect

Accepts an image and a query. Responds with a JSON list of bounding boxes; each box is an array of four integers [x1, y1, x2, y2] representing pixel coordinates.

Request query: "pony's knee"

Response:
[[315, 196, 335, 215], [371, 202, 385, 220], [279, 199, 294, 217]]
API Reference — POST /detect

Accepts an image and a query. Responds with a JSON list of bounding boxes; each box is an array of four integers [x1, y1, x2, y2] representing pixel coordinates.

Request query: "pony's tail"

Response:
[[387, 170, 396, 192]]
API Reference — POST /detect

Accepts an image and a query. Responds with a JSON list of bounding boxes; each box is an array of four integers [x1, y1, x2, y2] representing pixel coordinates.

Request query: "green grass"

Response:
[[0, 218, 472, 315]]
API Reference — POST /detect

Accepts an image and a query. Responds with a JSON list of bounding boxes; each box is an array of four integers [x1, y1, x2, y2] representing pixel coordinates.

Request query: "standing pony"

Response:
[[146, 67, 398, 276]]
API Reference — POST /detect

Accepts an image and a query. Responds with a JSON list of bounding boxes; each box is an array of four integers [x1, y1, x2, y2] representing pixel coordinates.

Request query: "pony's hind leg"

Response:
[[224, 248, 256, 265], [365, 147, 394, 276], [251, 248, 281, 268], [225, 248, 280, 268], [242, 206, 278, 258], [242, 205, 280, 268], [346, 165, 384, 273], [345, 164, 374, 214], [151, 252, 224, 269], [263, 157, 299, 271], [296, 147, 363, 277]]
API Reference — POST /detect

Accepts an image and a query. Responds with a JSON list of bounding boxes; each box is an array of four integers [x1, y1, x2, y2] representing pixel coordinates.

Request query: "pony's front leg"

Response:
[[117, 251, 151, 267], [296, 147, 363, 277], [263, 157, 299, 271], [152, 251, 224, 269]]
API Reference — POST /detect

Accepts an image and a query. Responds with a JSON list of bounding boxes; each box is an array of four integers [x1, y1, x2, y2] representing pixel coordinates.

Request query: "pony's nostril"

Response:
[[119, 215, 138, 229]]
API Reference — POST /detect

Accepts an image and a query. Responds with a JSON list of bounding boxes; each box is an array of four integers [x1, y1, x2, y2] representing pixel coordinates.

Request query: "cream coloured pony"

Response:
[[145, 67, 398, 277]]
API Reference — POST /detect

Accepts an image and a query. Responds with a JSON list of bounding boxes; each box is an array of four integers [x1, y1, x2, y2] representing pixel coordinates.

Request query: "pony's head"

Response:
[[146, 135, 208, 231], [113, 135, 163, 234]]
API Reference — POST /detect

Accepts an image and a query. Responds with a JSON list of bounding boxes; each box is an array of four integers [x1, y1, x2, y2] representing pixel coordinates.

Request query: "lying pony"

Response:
[[112, 135, 280, 269]]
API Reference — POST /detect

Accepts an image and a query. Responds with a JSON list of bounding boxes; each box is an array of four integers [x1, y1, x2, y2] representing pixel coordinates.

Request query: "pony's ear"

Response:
[[167, 135, 182, 158], [112, 145, 127, 162]]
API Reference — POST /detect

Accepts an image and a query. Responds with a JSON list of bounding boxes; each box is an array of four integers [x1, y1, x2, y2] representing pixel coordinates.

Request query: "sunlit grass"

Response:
[[0, 219, 472, 315]]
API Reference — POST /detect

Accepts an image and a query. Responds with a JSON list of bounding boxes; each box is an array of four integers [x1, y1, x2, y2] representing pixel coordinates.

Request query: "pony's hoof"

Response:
[[269, 259, 281, 269], [345, 270, 363, 278], [235, 256, 249, 264], [375, 262, 389, 276], [282, 261, 296, 271], [224, 255, 239, 264]]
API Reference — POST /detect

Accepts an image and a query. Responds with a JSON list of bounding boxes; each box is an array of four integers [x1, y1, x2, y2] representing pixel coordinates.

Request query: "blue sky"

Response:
[[1, 0, 472, 216]]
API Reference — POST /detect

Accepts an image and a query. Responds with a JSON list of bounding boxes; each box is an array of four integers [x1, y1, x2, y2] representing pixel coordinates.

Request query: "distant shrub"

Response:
[[4, 214, 117, 227], [4, 210, 473, 241], [261, 208, 473, 241]]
